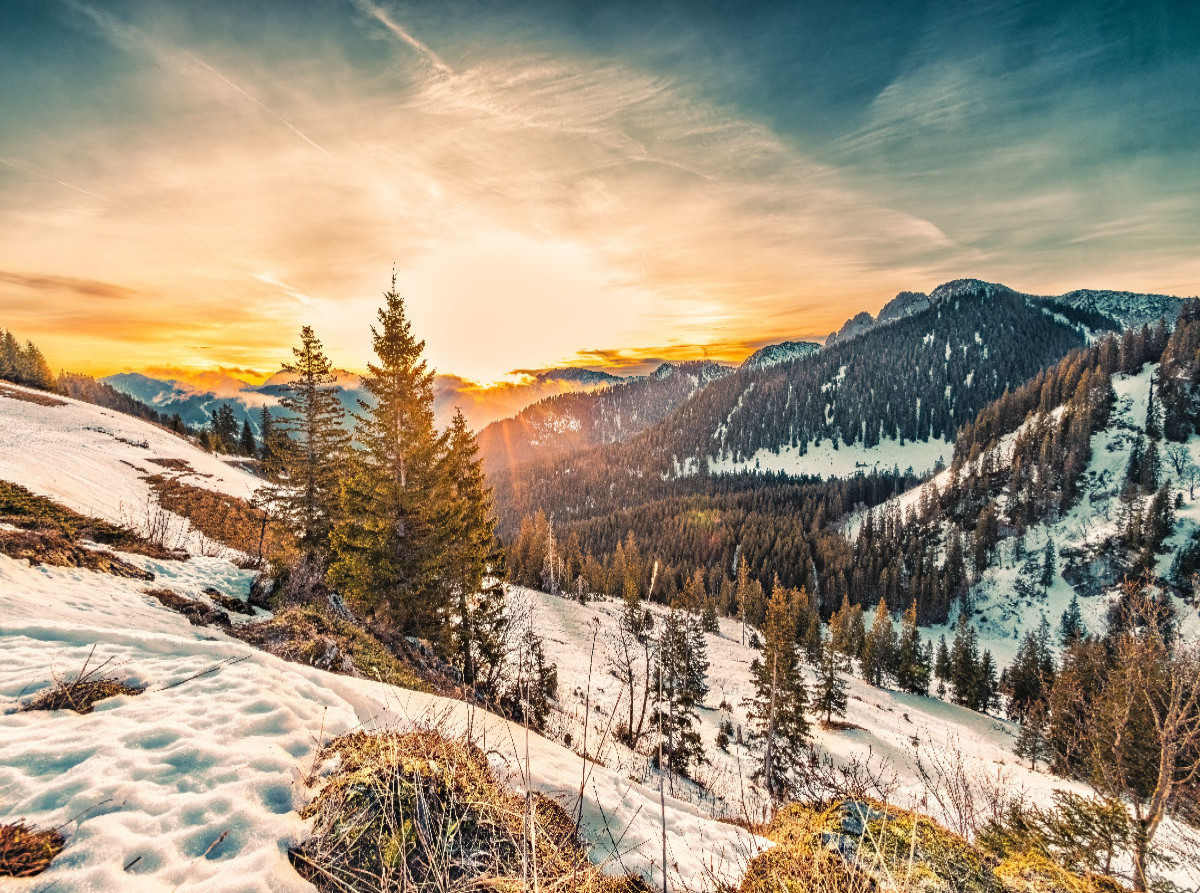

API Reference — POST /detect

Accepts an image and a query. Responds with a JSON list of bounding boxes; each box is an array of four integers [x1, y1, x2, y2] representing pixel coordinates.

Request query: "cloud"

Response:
[[2, 0, 1195, 386], [0, 270, 134, 300]]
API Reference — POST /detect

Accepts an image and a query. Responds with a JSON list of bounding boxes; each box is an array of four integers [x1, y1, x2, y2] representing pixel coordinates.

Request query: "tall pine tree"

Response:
[[329, 281, 447, 634]]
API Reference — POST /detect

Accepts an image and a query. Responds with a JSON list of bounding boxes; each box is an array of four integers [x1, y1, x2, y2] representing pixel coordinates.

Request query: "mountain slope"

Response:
[[0, 381, 760, 892], [477, 360, 729, 474]]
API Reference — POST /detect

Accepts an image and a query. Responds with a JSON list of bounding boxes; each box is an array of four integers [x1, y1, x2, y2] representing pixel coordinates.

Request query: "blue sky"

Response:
[[1, 0, 1197, 382]]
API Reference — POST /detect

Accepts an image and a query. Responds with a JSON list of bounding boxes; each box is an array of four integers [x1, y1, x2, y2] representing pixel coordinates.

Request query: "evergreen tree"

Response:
[[860, 598, 897, 687], [439, 409, 506, 690], [1005, 620, 1056, 721], [1015, 699, 1051, 770], [272, 326, 351, 555], [895, 602, 930, 695], [977, 650, 1000, 714], [655, 599, 709, 777], [744, 585, 809, 799], [258, 406, 285, 476], [329, 281, 448, 634], [934, 634, 951, 683], [239, 418, 257, 457], [814, 629, 850, 724], [499, 623, 558, 731], [1040, 539, 1056, 590], [949, 613, 980, 708], [1060, 594, 1086, 647]]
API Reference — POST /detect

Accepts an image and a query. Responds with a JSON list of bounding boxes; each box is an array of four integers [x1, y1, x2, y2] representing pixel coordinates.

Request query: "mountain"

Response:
[[487, 280, 1185, 609], [821, 279, 1182, 349], [477, 360, 729, 474], [102, 371, 275, 431], [741, 339, 821, 371], [851, 308, 1200, 649]]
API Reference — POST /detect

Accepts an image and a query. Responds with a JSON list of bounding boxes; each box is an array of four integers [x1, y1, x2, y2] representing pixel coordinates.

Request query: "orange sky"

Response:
[[3, 1, 1197, 387]]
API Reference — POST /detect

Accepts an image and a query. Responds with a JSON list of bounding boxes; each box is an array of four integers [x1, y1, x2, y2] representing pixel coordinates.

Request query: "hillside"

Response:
[[477, 360, 729, 474], [0, 383, 761, 891], [858, 318, 1200, 659]]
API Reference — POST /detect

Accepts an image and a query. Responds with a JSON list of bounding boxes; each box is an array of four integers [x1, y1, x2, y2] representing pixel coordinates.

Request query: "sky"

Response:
[[1, 0, 1199, 388]]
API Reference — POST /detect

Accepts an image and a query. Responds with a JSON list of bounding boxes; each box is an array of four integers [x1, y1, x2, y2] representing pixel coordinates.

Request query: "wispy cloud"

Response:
[[352, 0, 453, 77], [0, 270, 132, 299], [0, 157, 107, 201]]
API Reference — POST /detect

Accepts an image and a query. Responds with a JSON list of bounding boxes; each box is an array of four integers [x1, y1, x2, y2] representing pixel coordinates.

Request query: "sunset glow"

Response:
[[3, 0, 1198, 386]]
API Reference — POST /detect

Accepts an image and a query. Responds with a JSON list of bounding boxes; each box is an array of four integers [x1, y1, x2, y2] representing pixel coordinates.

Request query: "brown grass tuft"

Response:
[[20, 648, 144, 715], [228, 606, 428, 692], [291, 728, 647, 893], [143, 587, 231, 627], [0, 821, 66, 877], [0, 478, 179, 562], [0, 382, 67, 407]]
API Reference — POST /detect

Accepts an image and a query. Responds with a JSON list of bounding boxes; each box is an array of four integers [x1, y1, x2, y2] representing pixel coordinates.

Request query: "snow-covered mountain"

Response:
[[740, 339, 821, 371]]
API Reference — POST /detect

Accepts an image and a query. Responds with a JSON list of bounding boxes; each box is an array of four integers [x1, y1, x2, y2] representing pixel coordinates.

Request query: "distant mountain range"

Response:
[[486, 279, 1185, 534]]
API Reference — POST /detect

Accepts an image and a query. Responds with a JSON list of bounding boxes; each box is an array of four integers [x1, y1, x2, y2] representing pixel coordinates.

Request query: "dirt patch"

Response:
[[204, 586, 255, 616], [0, 479, 180, 560], [143, 587, 231, 627], [0, 382, 67, 407], [147, 457, 193, 472], [144, 474, 277, 560], [0, 821, 66, 878], [228, 606, 428, 692], [291, 728, 647, 893], [0, 528, 155, 579]]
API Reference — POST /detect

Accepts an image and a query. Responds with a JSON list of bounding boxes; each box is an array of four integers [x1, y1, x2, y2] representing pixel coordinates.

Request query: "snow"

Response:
[[706, 436, 952, 480], [0, 387, 762, 892], [0, 382, 260, 555]]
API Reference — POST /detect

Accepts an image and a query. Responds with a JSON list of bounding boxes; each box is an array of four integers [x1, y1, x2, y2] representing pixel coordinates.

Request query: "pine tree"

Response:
[[744, 585, 809, 799], [1015, 699, 1051, 770], [439, 409, 506, 690], [895, 601, 930, 695], [273, 326, 351, 555], [239, 418, 257, 457], [814, 630, 850, 724], [655, 599, 708, 777], [934, 634, 951, 683], [860, 598, 897, 687], [1040, 539, 1056, 590], [258, 406, 285, 476], [329, 281, 447, 635], [1060, 594, 1086, 647], [977, 650, 1000, 714], [500, 623, 558, 731], [949, 614, 980, 708]]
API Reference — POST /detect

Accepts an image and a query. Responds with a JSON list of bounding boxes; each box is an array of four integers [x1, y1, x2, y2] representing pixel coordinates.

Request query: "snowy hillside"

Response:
[[0, 386, 760, 891], [525, 585, 1199, 887], [871, 365, 1200, 666], [0, 382, 258, 554]]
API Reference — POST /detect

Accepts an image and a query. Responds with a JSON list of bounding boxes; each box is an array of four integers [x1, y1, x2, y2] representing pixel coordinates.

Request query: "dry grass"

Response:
[[0, 821, 66, 878], [144, 473, 280, 560], [0, 382, 67, 407], [738, 798, 1128, 893], [0, 478, 178, 561], [146, 457, 193, 471], [0, 527, 155, 579], [228, 606, 429, 692], [20, 648, 145, 715], [143, 587, 231, 627], [291, 728, 648, 893], [993, 851, 1129, 893]]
